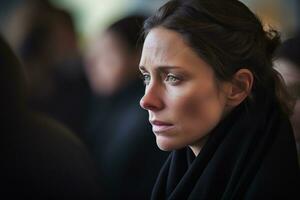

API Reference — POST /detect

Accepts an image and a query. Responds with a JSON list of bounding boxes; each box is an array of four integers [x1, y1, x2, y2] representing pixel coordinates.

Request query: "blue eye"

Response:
[[165, 74, 180, 84], [142, 74, 151, 85]]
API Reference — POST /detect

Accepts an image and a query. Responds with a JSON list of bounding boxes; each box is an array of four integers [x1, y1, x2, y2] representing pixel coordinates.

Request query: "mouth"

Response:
[[150, 120, 174, 133]]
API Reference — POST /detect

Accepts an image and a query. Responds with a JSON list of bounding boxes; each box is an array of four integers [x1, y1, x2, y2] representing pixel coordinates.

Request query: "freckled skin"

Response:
[[139, 27, 230, 154]]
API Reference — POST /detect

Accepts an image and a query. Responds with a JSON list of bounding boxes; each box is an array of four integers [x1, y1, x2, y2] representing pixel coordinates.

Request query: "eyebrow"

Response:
[[139, 65, 182, 71]]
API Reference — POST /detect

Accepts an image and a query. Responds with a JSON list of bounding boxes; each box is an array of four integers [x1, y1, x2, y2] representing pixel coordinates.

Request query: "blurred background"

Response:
[[1, 0, 299, 43], [0, 0, 299, 199]]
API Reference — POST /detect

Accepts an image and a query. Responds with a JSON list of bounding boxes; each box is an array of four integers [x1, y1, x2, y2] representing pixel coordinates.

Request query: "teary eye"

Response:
[[165, 74, 180, 85], [141, 74, 151, 85]]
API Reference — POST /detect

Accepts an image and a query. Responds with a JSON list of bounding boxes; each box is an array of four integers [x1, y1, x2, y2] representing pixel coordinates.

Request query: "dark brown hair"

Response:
[[143, 0, 294, 115]]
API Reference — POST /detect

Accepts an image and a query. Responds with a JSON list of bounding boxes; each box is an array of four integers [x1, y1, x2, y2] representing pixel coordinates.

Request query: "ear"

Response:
[[225, 69, 253, 107]]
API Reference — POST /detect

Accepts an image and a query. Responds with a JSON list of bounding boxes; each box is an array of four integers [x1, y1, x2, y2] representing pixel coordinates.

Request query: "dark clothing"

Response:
[[1, 113, 101, 199], [151, 92, 300, 199], [1, 35, 100, 199], [28, 59, 91, 138], [85, 80, 168, 199]]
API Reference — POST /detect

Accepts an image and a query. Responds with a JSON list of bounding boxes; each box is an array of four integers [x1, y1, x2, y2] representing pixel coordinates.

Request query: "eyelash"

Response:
[[140, 73, 181, 86], [165, 74, 180, 84], [141, 74, 151, 85]]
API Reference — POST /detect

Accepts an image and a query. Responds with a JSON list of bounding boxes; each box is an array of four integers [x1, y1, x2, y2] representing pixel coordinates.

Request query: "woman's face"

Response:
[[139, 27, 230, 153]]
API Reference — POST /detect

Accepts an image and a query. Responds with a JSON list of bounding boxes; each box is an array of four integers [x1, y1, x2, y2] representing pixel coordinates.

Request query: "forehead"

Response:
[[140, 27, 215, 78], [140, 27, 191, 67]]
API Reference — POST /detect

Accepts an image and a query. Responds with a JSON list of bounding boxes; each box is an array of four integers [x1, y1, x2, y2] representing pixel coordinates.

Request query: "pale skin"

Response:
[[139, 27, 253, 156]]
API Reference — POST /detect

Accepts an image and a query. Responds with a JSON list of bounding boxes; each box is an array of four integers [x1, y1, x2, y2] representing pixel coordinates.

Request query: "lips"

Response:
[[150, 120, 174, 133]]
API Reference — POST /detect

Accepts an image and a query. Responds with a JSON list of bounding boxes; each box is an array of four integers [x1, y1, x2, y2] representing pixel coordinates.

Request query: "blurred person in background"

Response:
[[2, 0, 90, 138], [84, 15, 168, 199], [274, 32, 300, 162], [0, 34, 101, 199]]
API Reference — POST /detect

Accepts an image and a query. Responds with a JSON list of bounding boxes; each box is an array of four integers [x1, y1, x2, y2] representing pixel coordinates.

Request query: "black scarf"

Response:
[[151, 93, 300, 200]]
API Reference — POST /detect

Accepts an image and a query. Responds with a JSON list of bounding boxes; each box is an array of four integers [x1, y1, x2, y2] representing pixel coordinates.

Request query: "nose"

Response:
[[139, 84, 164, 111]]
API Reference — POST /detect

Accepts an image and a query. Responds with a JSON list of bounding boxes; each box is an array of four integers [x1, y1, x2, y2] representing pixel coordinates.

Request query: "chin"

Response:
[[156, 136, 183, 151]]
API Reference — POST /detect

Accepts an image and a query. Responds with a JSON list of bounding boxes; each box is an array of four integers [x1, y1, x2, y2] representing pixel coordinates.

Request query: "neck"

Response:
[[189, 146, 201, 156], [189, 135, 209, 156]]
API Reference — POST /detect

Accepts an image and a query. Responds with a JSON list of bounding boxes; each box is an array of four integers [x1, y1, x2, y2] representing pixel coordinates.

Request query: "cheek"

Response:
[[173, 88, 225, 134], [180, 94, 204, 120]]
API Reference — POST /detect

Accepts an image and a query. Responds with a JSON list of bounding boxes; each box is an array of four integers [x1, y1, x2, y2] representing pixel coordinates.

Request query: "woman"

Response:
[[139, 0, 300, 199]]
